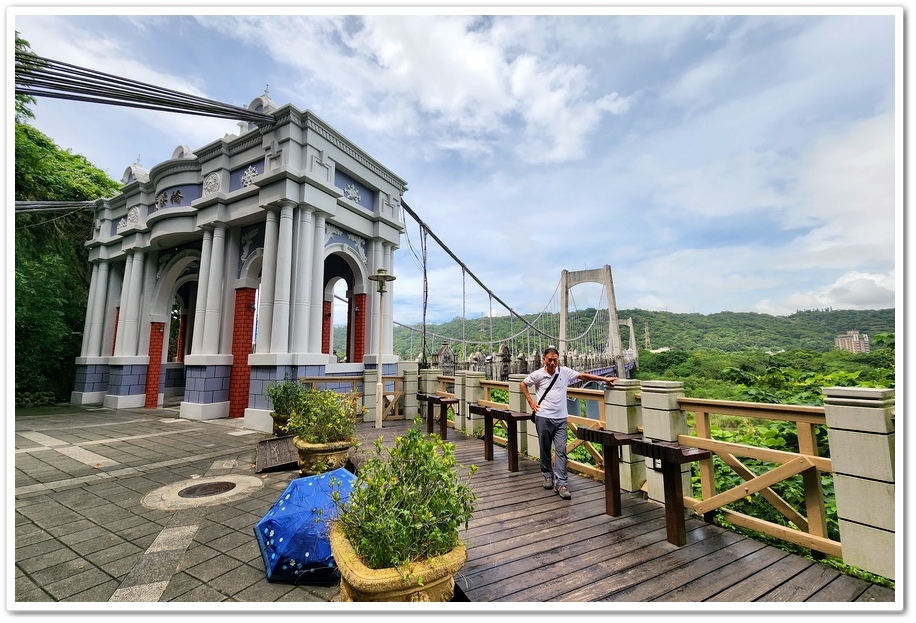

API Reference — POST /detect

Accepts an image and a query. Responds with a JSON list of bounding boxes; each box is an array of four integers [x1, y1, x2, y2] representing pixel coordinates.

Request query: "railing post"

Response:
[[363, 368, 379, 425], [639, 380, 687, 504], [461, 370, 485, 436], [419, 367, 442, 397], [399, 361, 419, 420], [823, 386, 896, 581], [605, 378, 645, 492], [508, 373, 531, 456]]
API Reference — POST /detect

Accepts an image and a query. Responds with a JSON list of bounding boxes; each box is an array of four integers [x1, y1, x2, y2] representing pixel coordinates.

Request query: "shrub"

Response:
[[287, 388, 359, 444]]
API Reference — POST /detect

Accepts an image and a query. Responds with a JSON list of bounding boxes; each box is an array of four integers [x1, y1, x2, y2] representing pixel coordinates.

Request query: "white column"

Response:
[[81, 263, 100, 355], [370, 240, 384, 356], [120, 250, 145, 357], [270, 202, 295, 353], [307, 213, 326, 353], [201, 224, 227, 354], [191, 229, 213, 355], [113, 254, 133, 356], [86, 262, 110, 357], [383, 243, 394, 354], [256, 210, 279, 354], [291, 205, 314, 352]]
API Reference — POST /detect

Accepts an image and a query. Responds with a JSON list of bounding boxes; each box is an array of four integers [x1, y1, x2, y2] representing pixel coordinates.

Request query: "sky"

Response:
[[9, 4, 902, 328]]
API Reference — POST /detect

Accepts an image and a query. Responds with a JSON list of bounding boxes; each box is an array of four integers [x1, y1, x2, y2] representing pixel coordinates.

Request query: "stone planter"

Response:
[[292, 437, 353, 476], [329, 523, 467, 602], [270, 412, 290, 436]]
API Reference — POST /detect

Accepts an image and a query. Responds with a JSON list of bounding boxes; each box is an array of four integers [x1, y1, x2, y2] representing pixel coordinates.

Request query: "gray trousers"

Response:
[[536, 416, 568, 487]]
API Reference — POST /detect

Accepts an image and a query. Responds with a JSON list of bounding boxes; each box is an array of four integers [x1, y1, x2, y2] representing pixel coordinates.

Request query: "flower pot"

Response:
[[329, 523, 467, 602], [292, 437, 353, 476]]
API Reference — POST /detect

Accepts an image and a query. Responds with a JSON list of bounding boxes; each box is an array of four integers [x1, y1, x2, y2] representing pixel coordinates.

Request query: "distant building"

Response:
[[835, 330, 870, 353]]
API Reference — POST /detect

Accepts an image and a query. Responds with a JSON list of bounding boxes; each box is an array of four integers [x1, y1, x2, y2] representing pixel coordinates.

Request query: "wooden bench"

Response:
[[575, 427, 642, 517], [417, 394, 458, 439], [629, 438, 712, 546], [468, 404, 531, 472]]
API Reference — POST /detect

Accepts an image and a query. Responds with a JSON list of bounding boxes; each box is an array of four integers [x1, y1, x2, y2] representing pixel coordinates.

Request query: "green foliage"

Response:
[[264, 376, 302, 417], [15, 254, 85, 403], [14, 91, 121, 400], [333, 420, 478, 571], [14, 33, 36, 122], [286, 388, 360, 444]]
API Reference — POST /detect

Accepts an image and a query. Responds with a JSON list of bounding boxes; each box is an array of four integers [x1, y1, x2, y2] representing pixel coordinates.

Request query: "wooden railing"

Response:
[[299, 374, 407, 421]]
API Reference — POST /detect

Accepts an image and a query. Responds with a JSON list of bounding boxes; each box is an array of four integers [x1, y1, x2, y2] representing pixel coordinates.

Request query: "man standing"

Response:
[[521, 347, 618, 500]]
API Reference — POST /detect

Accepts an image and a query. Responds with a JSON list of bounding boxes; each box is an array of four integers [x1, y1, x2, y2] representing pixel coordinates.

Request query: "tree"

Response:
[[14, 36, 121, 404]]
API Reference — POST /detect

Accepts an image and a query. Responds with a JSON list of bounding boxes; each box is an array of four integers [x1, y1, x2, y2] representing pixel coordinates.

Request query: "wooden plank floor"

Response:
[[354, 418, 896, 605]]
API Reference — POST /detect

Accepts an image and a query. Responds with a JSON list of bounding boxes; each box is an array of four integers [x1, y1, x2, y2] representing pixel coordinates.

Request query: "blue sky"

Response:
[[11, 6, 901, 327]]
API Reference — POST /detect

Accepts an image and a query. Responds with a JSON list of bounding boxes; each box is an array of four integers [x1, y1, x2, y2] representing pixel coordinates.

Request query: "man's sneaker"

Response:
[[555, 485, 571, 500], [543, 475, 554, 489]]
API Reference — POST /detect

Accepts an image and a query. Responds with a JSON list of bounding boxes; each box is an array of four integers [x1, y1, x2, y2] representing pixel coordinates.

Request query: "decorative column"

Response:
[[85, 261, 110, 357], [256, 210, 279, 353], [307, 213, 327, 353], [113, 253, 133, 356], [191, 229, 213, 355], [824, 386, 896, 581], [202, 224, 227, 354], [80, 262, 101, 355], [291, 205, 314, 353], [269, 202, 294, 353]]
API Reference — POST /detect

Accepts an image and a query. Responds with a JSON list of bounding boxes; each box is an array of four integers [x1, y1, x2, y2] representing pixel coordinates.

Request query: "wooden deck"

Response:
[[354, 418, 896, 605]]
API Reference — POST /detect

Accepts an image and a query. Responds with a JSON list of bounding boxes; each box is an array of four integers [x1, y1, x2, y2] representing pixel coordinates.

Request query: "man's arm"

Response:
[[577, 372, 618, 384], [520, 380, 538, 412]]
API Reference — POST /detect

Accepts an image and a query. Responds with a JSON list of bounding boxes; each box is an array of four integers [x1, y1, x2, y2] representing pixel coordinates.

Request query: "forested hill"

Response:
[[389, 308, 895, 358]]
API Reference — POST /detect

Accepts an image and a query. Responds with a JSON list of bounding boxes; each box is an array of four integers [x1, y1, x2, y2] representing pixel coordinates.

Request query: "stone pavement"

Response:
[[11, 402, 349, 610]]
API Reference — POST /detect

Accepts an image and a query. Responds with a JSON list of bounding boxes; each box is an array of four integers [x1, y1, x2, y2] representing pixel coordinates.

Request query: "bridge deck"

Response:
[[354, 418, 895, 605]]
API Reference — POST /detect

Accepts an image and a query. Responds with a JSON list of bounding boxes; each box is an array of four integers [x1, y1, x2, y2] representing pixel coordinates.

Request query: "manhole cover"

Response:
[[178, 481, 237, 498]]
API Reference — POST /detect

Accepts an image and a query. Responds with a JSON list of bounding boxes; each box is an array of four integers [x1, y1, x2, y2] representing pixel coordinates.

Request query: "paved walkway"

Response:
[[12, 403, 348, 609]]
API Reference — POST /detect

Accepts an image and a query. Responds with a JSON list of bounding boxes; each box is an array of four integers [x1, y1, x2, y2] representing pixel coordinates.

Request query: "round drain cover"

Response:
[[178, 481, 237, 498]]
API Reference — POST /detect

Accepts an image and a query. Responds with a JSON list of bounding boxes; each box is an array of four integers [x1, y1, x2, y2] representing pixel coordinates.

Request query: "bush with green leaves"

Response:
[[332, 419, 478, 570], [286, 388, 359, 444]]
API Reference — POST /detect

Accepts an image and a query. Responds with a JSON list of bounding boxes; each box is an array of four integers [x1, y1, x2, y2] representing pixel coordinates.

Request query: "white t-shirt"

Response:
[[524, 366, 580, 421]]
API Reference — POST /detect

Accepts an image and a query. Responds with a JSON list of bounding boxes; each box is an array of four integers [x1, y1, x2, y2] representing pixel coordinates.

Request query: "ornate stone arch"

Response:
[[149, 250, 201, 323]]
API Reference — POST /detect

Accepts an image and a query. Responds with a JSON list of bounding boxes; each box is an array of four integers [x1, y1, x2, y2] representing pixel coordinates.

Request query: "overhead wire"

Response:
[[14, 51, 275, 126]]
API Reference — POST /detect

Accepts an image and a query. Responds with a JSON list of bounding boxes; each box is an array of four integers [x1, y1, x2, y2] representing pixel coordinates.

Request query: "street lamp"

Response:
[[367, 267, 396, 428]]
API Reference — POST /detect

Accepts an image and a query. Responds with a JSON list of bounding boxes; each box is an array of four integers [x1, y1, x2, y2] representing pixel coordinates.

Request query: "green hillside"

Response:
[[369, 308, 895, 360]]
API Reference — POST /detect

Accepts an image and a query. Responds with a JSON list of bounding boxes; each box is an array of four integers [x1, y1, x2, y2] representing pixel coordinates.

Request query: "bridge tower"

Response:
[[558, 265, 633, 377]]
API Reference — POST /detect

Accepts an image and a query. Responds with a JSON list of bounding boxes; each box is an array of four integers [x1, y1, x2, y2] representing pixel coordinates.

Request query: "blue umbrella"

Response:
[[254, 467, 355, 584]]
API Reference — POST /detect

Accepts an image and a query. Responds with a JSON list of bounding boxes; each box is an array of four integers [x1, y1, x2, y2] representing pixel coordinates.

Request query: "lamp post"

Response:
[[367, 267, 396, 428]]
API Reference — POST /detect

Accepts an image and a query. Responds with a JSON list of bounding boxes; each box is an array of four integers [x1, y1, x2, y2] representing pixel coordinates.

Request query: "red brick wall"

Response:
[[111, 306, 120, 355], [175, 313, 187, 362], [322, 299, 333, 354], [144, 322, 165, 408], [229, 288, 257, 418], [352, 292, 367, 363]]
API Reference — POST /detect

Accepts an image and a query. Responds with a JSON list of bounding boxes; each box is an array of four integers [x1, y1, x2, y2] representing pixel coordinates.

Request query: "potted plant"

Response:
[[288, 388, 360, 476], [263, 375, 301, 436], [329, 419, 478, 601]]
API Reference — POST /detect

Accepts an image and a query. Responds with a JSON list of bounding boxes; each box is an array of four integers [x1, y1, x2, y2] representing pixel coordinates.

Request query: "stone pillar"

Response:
[[144, 322, 165, 408], [308, 213, 326, 353], [175, 312, 187, 362], [270, 202, 294, 353], [113, 253, 133, 356], [291, 205, 314, 352], [824, 386, 895, 580], [86, 261, 109, 356], [202, 225, 227, 354], [400, 363, 419, 420], [363, 368, 379, 424], [121, 250, 145, 357], [605, 378, 645, 492], [419, 367, 442, 396], [80, 262, 101, 355], [509, 373, 531, 456], [460, 370, 485, 437], [191, 229, 213, 355], [639, 380, 687, 504], [256, 210, 279, 353]]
